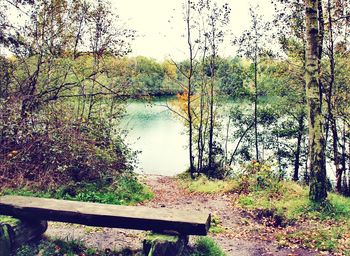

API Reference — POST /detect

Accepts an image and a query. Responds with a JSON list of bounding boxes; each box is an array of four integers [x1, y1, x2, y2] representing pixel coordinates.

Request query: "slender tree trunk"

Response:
[[326, 0, 343, 193], [304, 0, 327, 202], [186, 0, 195, 178], [208, 66, 215, 176], [208, 24, 216, 176], [254, 50, 259, 162], [294, 111, 305, 181]]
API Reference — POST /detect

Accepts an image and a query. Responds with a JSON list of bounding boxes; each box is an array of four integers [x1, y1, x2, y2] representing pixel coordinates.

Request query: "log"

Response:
[[0, 220, 47, 256], [0, 196, 211, 235]]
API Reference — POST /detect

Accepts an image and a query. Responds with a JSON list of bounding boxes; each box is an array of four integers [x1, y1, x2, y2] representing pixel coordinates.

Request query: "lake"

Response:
[[120, 97, 188, 176], [120, 96, 337, 181]]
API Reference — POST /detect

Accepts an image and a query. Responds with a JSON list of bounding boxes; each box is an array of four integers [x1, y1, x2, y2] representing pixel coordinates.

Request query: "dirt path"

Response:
[[46, 175, 322, 256]]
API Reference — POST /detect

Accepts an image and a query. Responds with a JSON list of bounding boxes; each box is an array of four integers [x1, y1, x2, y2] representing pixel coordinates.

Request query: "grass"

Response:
[[235, 181, 350, 254], [178, 173, 239, 194], [209, 215, 226, 234], [14, 236, 227, 256], [0, 174, 153, 206], [236, 181, 350, 222], [190, 237, 226, 256], [179, 171, 350, 254], [14, 238, 137, 256]]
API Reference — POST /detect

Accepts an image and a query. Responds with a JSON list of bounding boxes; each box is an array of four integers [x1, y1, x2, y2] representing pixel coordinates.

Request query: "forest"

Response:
[[0, 0, 350, 255]]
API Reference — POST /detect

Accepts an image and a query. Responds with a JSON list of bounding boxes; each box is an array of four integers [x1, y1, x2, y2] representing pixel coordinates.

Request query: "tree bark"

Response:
[[293, 111, 305, 181], [326, 0, 343, 193], [304, 0, 327, 202], [186, 0, 195, 178], [254, 46, 259, 163]]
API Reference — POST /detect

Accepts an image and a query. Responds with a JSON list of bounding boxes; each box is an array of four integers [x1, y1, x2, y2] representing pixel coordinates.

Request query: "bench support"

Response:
[[143, 233, 189, 256], [0, 220, 47, 256]]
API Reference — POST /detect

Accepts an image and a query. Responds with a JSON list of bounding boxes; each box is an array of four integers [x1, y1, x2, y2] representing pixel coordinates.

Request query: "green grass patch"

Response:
[[1, 174, 153, 206], [235, 180, 350, 254], [190, 237, 226, 256], [209, 214, 226, 234], [14, 238, 136, 256], [236, 181, 309, 221], [236, 181, 350, 222], [178, 173, 239, 194]]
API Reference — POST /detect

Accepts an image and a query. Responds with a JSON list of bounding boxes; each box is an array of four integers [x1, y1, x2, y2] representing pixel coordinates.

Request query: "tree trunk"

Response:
[[326, 0, 343, 193], [186, 0, 195, 178], [294, 111, 305, 181], [304, 0, 327, 202], [254, 50, 259, 162]]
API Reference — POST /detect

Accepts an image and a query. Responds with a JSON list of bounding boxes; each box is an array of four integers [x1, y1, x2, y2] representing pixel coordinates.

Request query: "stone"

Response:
[[143, 233, 189, 256]]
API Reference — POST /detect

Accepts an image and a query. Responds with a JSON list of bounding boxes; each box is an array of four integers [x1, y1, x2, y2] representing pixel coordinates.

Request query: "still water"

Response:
[[120, 96, 337, 180], [120, 97, 188, 176]]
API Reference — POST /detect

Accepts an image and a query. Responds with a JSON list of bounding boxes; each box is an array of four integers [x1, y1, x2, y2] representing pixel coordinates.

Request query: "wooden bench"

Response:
[[0, 196, 211, 255]]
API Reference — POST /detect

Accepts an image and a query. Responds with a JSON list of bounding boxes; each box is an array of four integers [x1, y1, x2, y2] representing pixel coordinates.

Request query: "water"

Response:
[[120, 96, 336, 181], [120, 97, 188, 176]]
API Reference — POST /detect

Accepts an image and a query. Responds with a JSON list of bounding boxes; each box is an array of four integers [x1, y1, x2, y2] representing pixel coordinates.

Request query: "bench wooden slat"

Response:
[[0, 196, 210, 235]]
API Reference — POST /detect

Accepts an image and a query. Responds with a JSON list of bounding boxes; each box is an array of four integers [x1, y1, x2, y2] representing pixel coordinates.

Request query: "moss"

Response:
[[145, 233, 179, 243], [0, 216, 20, 226]]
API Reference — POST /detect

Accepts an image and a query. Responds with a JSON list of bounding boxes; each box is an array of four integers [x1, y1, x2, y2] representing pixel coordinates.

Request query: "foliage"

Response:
[[1, 174, 153, 206], [0, 99, 134, 190]]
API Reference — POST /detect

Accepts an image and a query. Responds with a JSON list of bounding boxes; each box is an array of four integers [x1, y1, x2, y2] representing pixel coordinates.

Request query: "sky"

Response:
[[113, 0, 275, 61], [1, 0, 276, 60]]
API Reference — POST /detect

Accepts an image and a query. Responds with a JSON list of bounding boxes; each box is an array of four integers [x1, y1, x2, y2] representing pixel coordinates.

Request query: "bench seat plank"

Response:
[[0, 196, 210, 235]]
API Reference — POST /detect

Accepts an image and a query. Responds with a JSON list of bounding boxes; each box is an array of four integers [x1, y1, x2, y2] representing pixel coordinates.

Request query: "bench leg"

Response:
[[0, 220, 47, 256], [143, 233, 188, 256], [0, 224, 11, 256]]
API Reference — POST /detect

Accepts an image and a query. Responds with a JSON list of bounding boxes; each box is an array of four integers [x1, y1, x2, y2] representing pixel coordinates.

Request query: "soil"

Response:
[[46, 175, 326, 256]]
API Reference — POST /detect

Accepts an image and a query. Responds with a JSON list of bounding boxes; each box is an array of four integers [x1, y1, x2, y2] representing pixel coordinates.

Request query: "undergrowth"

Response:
[[0, 174, 153, 206], [178, 172, 239, 194], [14, 238, 137, 256], [179, 161, 350, 255]]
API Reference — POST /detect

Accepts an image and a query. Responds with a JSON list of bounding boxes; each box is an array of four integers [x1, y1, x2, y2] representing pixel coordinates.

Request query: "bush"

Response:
[[233, 161, 282, 195], [0, 97, 134, 190]]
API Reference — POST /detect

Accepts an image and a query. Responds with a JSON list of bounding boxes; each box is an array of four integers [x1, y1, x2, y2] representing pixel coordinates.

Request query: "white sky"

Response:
[[113, 0, 275, 61], [1, 0, 275, 60]]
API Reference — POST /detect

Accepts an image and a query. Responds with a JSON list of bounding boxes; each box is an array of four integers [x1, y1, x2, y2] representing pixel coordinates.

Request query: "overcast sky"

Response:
[[113, 0, 275, 61]]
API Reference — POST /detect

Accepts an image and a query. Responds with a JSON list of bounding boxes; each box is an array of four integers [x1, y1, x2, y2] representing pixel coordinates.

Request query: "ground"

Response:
[[46, 175, 326, 256]]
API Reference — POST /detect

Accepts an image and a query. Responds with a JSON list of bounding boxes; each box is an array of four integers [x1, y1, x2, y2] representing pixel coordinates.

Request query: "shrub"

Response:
[[0, 97, 134, 190]]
